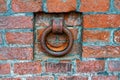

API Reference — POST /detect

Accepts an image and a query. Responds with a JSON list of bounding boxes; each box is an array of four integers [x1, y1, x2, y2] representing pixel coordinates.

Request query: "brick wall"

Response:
[[0, 0, 120, 80]]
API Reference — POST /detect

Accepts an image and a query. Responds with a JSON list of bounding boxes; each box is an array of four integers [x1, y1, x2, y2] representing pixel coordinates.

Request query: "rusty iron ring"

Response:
[[41, 27, 73, 57]]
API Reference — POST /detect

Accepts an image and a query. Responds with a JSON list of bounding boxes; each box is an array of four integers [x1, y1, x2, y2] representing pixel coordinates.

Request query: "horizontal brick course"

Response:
[[83, 15, 120, 28], [47, 0, 76, 12], [1, 78, 21, 80], [0, 16, 33, 29], [0, 63, 10, 74], [92, 76, 118, 80], [83, 30, 110, 42], [6, 32, 33, 44], [58, 76, 88, 80], [82, 46, 120, 58], [80, 0, 109, 12], [0, 33, 2, 44], [0, 48, 33, 60], [45, 62, 72, 73], [109, 61, 120, 72], [27, 76, 54, 80], [76, 60, 105, 73], [14, 61, 41, 75], [12, 0, 42, 12]]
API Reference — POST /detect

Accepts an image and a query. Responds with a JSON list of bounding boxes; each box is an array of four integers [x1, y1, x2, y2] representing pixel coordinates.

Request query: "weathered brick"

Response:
[[0, 16, 33, 29], [115, 0, 120, 10], [0, 33, 2, 44], [83, 30, 110, 42], [92, 76, 118, 80], [45, 62, 72, 73], [47, 0, 76, 12], [14, 61, 41, 75], [76, 60, 105, 73], [114, 30, 120, 43], [82, 46, 120, 58], [6, 32, 33, 44], [64, 12, 82, 26], [0, 48, 33, 60], [109, 61, 120, 71], [0, 0, 7, 12], [0, 63, 10, 74], [58, 76, 88, 80], [27, 76, 54, 80], [83, 14, 120, 28], [80, 0, 109, 12], [1, 78, 21, 80], [12, 0, 42, 12], [35, 12, 82, 27]]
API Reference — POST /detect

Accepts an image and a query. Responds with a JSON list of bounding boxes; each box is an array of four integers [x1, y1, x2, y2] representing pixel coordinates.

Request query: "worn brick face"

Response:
[[83, 30, 110, 42], [114, 30, 120, 43], [14, 61, 41, 75], [6, 32, 33, 44], [0, 63, 10, 74], [115, 0, 120, 10], [80, 0, 109, 12], [0, 16, 33, 29], [0, 48, 33, 60], [76, 60, 105, 73], [83, 46, 120, 58], [1, 78, 21, 80], [109, 61, 120, 71], [47, 0, 76, 12], [83, 15, 120, 28], [92, 76, 118, 80], [12, 0, 42, 12], [0, 0, 7, 12], [0, 33, 2, 44], [45, 62, 72, 73], [27, 76, 54, 80], [58, 76, 88, 80], [64, 12, 82, 26]]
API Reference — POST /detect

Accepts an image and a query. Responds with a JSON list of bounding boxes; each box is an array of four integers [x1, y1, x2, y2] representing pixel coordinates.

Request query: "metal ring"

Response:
[[40, 27, 73, 57]]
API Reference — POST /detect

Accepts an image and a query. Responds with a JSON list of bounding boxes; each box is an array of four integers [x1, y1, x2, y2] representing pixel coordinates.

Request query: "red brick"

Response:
[[0, 33, 2, 44], [83, 30, 110, 42], [0, 16, 33, 29], [27, 76, 54, 80], [14, 61, 41, 75], [1, 78, 21, 80], [64, 12, 82, 26], [45, 62, 72, 73], [12, 0, 42, 12], [58, 76, 88, 80], [83, 14, 120, 28], [114, 30, 120, 43], [6, 32, 33, 44], [0, 48, 33, 60], [0, 63, 10, 74], [80, 0, 109, 12], [109, 61, 120, 71], [47, 0, 76, 12], [92, 76, 118, 80], [115, 0, 120, 10], [82, 46, 120, 58], [76, 60, 105, 73], [0, 0, 7, 12]]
